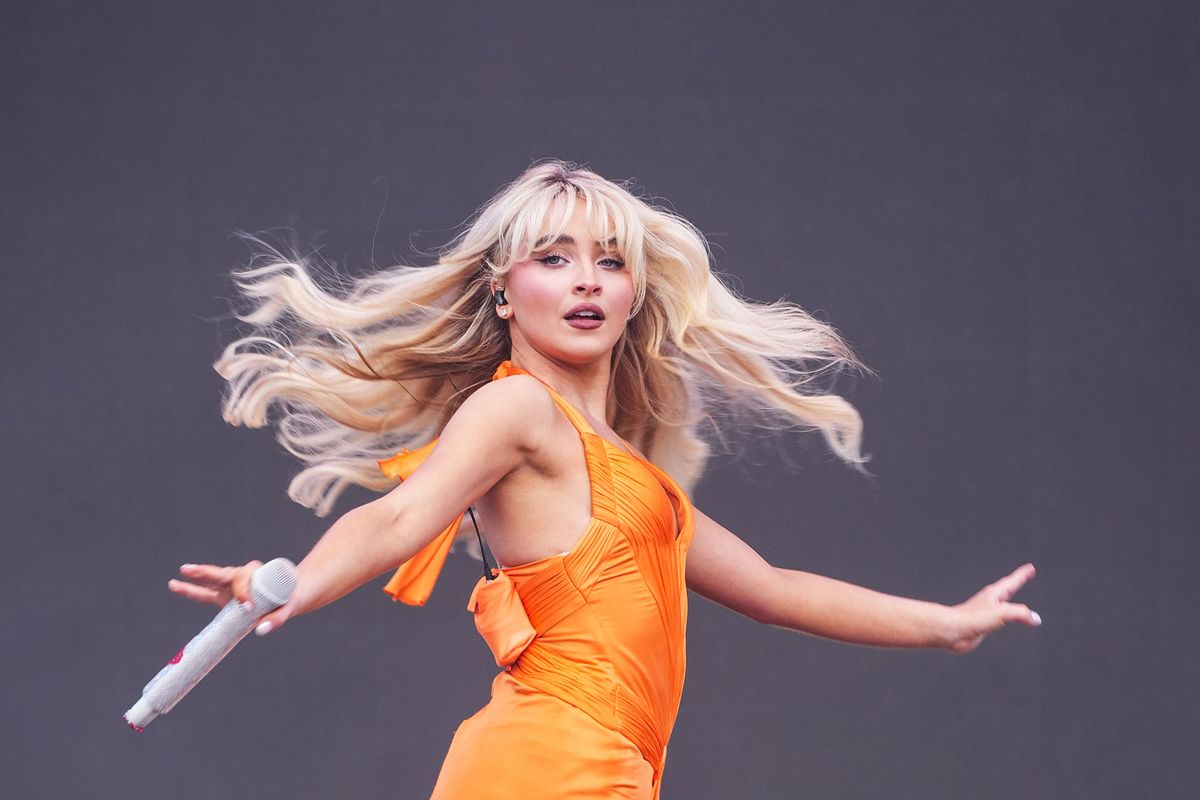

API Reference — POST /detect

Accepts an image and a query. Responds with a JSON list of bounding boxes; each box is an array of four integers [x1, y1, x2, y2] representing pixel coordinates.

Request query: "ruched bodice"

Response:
[[493, 360, 693, 789], [377, 360, 695, 798]]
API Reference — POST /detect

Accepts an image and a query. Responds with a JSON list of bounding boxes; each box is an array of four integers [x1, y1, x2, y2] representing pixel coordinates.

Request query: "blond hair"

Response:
[[215, 159, 870, 533]]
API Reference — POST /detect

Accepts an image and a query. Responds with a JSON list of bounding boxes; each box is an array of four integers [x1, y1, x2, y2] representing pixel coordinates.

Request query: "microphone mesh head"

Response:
[[250, 558, 298, 609]]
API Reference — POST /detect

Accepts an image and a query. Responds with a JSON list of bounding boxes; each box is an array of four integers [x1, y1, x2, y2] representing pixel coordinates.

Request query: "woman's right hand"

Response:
[[168, 561, 297, 636]]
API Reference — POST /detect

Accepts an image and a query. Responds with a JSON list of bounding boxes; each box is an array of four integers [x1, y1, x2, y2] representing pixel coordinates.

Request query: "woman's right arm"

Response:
[[168, 375, 553, 633]]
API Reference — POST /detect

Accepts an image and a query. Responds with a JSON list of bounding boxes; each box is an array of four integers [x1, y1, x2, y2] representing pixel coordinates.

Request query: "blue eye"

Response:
[[535, 253, 626, 269]]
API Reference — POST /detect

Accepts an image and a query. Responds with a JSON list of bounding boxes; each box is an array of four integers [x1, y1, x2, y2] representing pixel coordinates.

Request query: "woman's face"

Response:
[[497, 205, 635, 366]]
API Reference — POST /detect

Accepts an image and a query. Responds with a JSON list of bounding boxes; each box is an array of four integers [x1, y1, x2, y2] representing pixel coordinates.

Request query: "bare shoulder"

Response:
[[374, 374, 559, 537], [449, 374, 557, 457]]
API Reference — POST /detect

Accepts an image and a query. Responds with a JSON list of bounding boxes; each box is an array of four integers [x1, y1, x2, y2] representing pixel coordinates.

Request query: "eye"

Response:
[[535, 252, 626, 269]]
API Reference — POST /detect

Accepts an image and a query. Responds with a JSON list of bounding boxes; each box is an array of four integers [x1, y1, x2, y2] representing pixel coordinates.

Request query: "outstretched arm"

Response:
[[685, 508, 1040, 652], [168, 376, 555, 633]]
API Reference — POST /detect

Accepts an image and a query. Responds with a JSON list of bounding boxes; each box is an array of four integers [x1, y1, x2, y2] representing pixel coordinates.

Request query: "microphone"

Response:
[[124, 557, 298, 732]]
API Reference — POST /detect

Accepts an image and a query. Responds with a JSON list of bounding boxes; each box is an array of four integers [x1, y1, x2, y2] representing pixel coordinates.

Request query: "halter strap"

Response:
[[492, 360, 598, 436], [379, 360, 601, 604], [494, 360, 620, 527]]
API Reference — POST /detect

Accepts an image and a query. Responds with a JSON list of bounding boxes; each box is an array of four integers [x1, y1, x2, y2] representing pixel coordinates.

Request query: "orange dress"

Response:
[[376, 360, 695, 799]]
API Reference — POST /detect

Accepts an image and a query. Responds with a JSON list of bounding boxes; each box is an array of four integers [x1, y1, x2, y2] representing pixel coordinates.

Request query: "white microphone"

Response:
[[124, 557, 298, 731]]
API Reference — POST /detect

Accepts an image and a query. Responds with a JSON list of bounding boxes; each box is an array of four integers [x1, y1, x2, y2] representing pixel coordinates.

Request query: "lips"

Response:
[[564, 303, 605, 321]]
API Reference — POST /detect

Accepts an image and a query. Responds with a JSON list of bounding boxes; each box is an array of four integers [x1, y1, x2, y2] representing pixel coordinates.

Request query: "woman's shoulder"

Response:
[[452, 373, 558, 454], [467, 372, 554, 410]]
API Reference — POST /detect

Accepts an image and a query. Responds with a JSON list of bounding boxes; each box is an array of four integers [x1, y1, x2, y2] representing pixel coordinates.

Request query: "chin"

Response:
[[539, 339, 622, 365], [519, 323, 626, 364], [560, 347, 619, 365]]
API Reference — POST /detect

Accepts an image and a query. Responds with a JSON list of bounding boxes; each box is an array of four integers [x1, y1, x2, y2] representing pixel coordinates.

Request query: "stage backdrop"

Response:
[[2, 2, 1196, 798]]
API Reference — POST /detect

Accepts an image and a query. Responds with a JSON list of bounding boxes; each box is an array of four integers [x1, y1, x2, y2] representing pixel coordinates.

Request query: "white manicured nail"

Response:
[[256, 621, 272, 636], [1031, 611, 1042, 626]]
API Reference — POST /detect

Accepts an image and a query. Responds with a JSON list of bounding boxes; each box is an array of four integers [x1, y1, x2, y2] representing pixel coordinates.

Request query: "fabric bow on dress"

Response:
[[376, 360, 524, 605], [376, 440, 466, 606], [376, 422, 538, 667]]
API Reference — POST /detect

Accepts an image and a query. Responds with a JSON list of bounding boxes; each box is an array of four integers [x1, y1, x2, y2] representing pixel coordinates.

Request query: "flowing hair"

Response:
[[215, 158, 871, 547]]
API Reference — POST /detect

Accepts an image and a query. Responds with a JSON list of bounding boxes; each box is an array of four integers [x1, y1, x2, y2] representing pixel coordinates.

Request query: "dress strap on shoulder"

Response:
[[492, 360, 597, 436], [493, 360, 619, 527], [378, 360, 618, 607]]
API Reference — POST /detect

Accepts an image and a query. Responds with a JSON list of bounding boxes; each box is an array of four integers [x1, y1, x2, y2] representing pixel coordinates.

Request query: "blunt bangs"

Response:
[[497, 177, 648, 311]]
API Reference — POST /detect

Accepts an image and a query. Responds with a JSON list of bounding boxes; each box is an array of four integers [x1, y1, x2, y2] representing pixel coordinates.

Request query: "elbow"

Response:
[[727, 583, 784, 627], [748, 604, 781, 627], [748, 568, 790, 628], [371, 489, 408, 538], [340, 497, 408, 575], [748, 568, 796, 633]]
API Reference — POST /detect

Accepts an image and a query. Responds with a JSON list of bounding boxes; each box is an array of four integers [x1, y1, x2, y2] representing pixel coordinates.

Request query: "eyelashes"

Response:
[[536, 252, 626, 269]]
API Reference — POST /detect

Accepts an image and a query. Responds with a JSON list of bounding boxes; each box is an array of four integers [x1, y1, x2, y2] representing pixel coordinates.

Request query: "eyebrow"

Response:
[[533, 234, 619, 250]]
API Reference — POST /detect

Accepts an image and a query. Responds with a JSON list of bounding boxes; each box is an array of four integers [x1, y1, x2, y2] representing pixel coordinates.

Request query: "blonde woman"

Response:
[[169, 159, 1040, 799]]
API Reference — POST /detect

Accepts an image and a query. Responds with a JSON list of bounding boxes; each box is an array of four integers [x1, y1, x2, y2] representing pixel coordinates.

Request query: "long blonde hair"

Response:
[[215, 159, 870, 528]]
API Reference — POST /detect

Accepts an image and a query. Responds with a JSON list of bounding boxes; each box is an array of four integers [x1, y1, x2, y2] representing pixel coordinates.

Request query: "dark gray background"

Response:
[[3, 2, 1196, 798]]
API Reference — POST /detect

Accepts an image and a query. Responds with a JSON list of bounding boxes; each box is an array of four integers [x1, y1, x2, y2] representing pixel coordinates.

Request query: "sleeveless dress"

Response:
[[375, 360, 696, 799]]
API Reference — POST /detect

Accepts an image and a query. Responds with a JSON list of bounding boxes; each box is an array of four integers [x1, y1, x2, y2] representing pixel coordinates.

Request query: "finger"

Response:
[[179, 564, 239, 587], [1002, 602, 1042, 627], [231, 560, 264, 606], [254, 599, 296, 637], [167, 579, 225, 605], [992, 563, 1036, 601]]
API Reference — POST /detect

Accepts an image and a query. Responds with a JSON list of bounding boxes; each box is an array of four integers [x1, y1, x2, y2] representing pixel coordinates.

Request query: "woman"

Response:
[[169, 159, 1040, 798]]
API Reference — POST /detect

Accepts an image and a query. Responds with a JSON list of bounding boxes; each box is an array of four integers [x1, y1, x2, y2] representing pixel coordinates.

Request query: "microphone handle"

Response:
[[153, 598, 258, 709], [125, 558, 296, 731]]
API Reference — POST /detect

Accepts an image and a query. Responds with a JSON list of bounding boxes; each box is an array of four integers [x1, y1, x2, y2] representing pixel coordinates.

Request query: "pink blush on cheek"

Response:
[[506, 268, 563, 314]]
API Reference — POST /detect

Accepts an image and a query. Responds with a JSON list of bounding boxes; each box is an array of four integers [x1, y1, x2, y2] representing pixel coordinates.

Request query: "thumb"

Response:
[[1002, 602, 1042, 628], [254, 598, 296, 637]]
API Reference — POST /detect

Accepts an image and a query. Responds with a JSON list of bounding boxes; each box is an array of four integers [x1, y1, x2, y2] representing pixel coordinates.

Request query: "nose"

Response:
[[574, 264, 601, 295]]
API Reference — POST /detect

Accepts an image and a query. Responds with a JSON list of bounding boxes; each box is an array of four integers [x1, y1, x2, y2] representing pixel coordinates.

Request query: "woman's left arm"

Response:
[[685, 508, 1041, 653]]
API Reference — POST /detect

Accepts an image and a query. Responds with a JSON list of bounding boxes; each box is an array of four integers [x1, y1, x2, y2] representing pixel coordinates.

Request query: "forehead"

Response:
[[533, 232, 620, 251], [531, 201, 620, 251]]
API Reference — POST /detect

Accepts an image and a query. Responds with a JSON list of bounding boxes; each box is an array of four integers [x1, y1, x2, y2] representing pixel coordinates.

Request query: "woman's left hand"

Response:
[[946, 562, 1041, 653]]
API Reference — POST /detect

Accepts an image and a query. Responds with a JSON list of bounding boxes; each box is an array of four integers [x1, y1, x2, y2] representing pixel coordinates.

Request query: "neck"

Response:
[[507, 344, 613, 426]]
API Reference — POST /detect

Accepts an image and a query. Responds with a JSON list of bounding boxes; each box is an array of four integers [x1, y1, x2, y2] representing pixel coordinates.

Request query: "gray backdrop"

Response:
[[3, 2, 1196, 798]]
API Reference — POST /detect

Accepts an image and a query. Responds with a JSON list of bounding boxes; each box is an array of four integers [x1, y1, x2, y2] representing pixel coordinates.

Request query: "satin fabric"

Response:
[[378, 360, 695, 799], [377, 439, 466, 606]]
